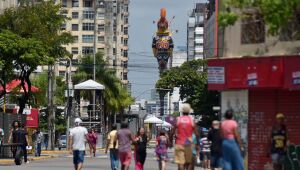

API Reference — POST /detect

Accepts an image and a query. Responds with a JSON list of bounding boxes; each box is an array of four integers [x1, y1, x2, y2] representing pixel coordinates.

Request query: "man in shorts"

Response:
[[69, 118, 88, 170], [115, 122, 134, 170], [270, 113, 288, 170], [171, 103, 200, 170]]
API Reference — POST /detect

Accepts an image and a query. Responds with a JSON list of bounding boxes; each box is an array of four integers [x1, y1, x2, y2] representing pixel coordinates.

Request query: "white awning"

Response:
[[144, 116, 163, 124], [74, 79, 105, 90]]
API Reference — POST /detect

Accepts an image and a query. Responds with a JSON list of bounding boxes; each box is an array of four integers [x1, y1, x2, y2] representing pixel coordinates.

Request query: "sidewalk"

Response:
[[0, 155, 55, 165]]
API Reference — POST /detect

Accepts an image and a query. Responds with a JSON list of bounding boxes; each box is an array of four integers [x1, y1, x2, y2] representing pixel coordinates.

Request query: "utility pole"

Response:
[[92, 0, 98, 126], [48, 64, 55, 150], [65, 58, 72, 149]]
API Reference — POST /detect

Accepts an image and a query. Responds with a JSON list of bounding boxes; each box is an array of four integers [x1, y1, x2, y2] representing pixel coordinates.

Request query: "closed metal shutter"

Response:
[[248, 90, 300, 170]]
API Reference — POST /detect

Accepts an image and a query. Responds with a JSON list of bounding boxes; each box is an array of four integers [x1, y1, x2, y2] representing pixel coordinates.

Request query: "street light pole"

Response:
[[92, 0, 98, 125]]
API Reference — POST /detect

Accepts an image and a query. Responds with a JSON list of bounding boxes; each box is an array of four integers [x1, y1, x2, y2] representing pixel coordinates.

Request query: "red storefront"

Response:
[[208, 56, 300, 170]]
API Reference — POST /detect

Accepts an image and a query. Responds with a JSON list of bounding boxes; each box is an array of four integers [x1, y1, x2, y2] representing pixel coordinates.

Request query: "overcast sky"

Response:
[[128, 0, 205, 100]]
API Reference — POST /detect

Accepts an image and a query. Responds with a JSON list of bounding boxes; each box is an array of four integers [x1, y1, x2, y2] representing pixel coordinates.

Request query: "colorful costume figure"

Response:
[[152, 8, 174, 74]]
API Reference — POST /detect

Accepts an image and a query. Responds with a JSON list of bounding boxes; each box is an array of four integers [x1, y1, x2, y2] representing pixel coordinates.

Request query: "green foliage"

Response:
[[156, 59, 220, 116], [0, 1, 73, 113], [220, 0, 300, 35]]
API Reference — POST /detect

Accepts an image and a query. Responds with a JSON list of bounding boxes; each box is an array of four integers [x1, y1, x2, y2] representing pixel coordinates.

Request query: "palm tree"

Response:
[[72, 52, 133, 127]]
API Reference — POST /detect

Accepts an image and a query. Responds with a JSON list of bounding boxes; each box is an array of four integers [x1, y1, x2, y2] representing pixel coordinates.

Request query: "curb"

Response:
[[41, 148, 105, 155], [0, 155, 56, 165]]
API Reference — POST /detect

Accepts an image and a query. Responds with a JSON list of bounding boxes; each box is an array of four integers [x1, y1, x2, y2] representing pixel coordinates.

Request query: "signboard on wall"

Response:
[[292, 71, 300, 85], [208, 67, 225, 84]]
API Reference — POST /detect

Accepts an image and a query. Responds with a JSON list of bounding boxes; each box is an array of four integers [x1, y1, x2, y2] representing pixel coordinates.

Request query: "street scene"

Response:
[[0, 0, 300, 170]]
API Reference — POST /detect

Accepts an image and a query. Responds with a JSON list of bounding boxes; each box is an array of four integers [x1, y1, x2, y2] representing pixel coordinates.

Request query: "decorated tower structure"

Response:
[[152, 8, 174, 116]]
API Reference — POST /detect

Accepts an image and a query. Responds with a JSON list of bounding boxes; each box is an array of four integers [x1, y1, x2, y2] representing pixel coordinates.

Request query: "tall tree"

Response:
[[219, 0, 300, 36], [0, 0, 73, 114], [156, 59, 220, 125], [72, 52, 133, 124]]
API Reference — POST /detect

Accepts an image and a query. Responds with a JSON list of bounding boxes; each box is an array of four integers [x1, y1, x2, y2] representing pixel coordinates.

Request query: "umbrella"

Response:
[[144, 116, 163, 124], [0, 79, 39, 93], [156, 121, 171, 127]]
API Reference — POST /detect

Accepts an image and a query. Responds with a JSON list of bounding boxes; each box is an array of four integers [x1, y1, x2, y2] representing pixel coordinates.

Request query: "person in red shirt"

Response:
[[171, 103, 200, 170]]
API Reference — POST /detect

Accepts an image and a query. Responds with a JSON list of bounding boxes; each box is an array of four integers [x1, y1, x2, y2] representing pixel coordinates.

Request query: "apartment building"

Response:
[[59, 0, 129, 85], [187, 3, 205, 61], [0, 0, 129, 85]]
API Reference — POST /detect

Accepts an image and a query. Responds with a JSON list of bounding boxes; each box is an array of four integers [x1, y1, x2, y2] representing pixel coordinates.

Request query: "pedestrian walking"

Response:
[[105, 124, 119, 170], [221, 110, 244, 170], [115, 122, 134, 170], [207, 120, 222, 170], [134, 127, 148, 170], [33, 129, 43, 157], [87, 128, 97, 157], [191, 133, 200, 170], [270, 113, 288, 170], [200, 130, 211, 169], [155, 130, 169, 170], [8, 121, 29, 164], [68, 118, 88, 170], [171, 103, 200, 170]]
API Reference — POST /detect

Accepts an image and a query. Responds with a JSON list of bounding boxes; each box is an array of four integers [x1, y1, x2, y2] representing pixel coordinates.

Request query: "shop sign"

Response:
[[248, 73, 258, 86], [292, 71, 300, 85], [208, 67, 225, 84]]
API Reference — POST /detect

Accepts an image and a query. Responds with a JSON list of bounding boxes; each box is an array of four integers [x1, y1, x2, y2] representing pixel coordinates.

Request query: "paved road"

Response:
[[1, 149, 202, 170]]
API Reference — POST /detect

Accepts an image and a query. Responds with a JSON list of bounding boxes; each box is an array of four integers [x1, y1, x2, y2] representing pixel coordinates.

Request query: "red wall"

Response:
[[248, 90, 300, 170]]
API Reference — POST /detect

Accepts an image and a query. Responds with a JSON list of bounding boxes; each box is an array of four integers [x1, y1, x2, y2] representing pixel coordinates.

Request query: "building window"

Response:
[[123, 72, 128, 80], [97, 48, 104, 53], [122, 61, 128, 68], [98, 36, 104, 43], [62, 0, 67, 7], [123, 50, 128, 57], [124, 38, 128, 45], [98, 12, 105, 20], [83, 0, 92, 7], [125, 17, 128, 24], [82, 35, 94, 43], [241, 14, 265, 44], [71, 47, 78, 54], [82, 46, 94, 55], [113, 48, 116, 55], [72, 0, 79, 7], [98, 1, 105, 8], [72, 24, 78, 31], [59, 71, 66, 77], [83, 11, 94, 19], [279, 22, 300, 41], [73, 36, 78, 43], [98, 24, 105, 32], [124, 27, 128, 35], [60, 23, 66, 30], [82, 23, 94, 31], [72, 12, 78, 19]]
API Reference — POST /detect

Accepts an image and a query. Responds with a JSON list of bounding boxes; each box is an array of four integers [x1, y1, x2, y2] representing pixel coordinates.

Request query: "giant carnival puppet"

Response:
[[152, 8, 174, 74], [152, 8, 174, 116]]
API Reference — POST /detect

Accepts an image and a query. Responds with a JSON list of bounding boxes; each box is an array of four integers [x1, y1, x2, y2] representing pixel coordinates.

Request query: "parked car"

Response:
[[58, 135, 67, 150]]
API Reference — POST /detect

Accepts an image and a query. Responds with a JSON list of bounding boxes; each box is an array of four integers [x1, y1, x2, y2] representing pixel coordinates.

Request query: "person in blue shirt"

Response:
[[191, 133, 200, 170]]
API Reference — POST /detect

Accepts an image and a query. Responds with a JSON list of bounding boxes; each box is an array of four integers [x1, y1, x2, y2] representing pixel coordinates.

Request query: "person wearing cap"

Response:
[[208, 120, 222, 170], [171, 103, 200, 170], [270, 113, 288, 170], [68, 118, 88, 170]]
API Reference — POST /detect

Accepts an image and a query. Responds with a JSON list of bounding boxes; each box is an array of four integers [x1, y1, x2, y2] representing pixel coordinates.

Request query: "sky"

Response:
[[128, 0, 204, 100]]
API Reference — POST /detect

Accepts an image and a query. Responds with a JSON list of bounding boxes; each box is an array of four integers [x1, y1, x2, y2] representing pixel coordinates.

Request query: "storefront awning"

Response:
[[208, 56, 300, 90]]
